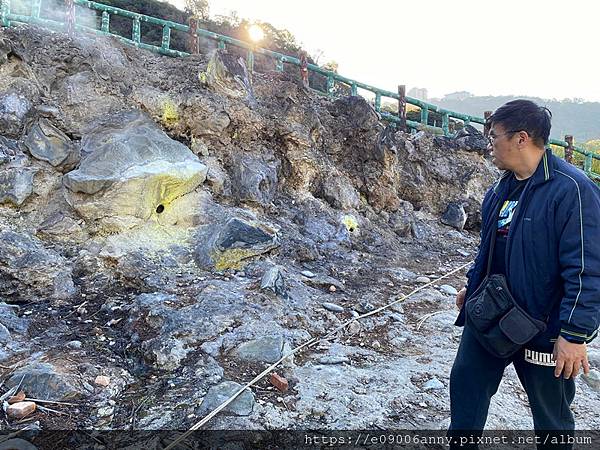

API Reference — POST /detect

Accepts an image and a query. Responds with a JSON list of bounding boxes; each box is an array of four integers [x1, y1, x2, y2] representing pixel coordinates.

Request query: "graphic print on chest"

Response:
[[497, 200, 519, 236]]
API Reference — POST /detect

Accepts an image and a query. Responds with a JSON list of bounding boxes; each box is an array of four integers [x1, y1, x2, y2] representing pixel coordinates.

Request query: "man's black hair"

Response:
[[486, 99, 552, 148]]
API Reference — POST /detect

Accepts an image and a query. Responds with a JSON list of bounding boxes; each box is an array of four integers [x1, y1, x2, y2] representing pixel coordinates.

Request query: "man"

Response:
[[448, 100, 600, 448]]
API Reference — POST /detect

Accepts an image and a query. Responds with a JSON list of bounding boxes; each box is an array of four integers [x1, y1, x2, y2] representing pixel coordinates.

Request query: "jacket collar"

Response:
[[493, 148, 555, 194]]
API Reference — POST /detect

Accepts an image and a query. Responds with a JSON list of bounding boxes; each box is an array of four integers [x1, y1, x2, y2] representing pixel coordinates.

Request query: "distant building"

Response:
[[443, 91, 473, 101], [408, 87, 428, 101]]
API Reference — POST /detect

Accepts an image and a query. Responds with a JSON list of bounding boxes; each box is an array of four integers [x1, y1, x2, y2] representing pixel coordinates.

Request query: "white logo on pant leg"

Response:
[[524, 349, 556, 366]]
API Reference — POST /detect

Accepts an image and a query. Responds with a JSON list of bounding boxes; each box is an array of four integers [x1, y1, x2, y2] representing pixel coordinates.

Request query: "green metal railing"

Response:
[[1, 0, 598, 181]]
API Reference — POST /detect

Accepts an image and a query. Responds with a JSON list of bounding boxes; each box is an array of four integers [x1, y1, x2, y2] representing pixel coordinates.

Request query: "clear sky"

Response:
[[168, 0, 600, 102]]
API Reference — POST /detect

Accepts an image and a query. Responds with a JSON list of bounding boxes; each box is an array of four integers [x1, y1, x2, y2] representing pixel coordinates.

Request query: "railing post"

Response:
[[187, 17, 198, 54], [564, 135, 574, 164], [101, 11, 110, 33], [218, 39, 225, 50], [483, 110, 492, 137], [65, 0, 75, 36], [31, 0, 41, 19], [398, 85, 406, 131], [132, 17, 141, 43], [246, 49, 254, 73], [326, 74, 334, 96], [375, 92, 381, 111], [442, 112, 449, 136], [1, 0, 10, 27], [351, 82, 357, 96], [584, 154, 593, 173], [161, 25, 171, 51], [420, 106, 428, 126], [276, 57, 283, 72]]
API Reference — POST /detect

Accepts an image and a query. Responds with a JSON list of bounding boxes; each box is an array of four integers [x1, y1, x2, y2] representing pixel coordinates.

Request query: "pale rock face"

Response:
[[62, 111, 208, 233]]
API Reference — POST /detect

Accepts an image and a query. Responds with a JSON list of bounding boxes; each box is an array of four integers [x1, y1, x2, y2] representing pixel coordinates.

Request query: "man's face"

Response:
[[488, 123, 518, 171]]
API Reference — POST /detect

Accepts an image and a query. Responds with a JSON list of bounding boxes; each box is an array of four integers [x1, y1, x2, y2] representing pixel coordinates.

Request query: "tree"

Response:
[[322, 60, 338, 73], [184, 0, 209, 20]]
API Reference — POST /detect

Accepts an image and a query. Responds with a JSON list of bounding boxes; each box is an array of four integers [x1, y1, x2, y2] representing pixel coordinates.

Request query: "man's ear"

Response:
[[517, 131, 529, 147]]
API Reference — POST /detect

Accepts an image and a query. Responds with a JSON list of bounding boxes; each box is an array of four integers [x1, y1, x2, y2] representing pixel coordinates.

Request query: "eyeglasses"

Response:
[[487, 130, 522, 146]]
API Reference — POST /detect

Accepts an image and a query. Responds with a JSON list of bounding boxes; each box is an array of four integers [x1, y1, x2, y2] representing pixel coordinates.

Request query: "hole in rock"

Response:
[[156, 204, 165, 214]]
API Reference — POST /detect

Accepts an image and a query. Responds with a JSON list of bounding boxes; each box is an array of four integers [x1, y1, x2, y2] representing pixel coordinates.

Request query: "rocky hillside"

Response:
[[1, 24, 600, 447]]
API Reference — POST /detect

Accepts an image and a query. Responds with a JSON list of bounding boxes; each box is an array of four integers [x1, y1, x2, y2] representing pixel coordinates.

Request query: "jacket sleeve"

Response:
[[557, 178, 600, 344]]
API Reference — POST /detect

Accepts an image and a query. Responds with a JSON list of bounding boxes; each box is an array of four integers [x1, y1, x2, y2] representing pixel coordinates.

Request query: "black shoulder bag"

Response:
[[464, 184, 548, 359]]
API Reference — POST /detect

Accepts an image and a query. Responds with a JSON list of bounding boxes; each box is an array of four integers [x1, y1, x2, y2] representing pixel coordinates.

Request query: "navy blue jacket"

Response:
[[456, 149, 600, 349]]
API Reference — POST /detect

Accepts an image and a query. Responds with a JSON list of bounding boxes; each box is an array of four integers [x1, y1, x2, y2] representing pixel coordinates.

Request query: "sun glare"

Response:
[[248, 24, 264, 43]]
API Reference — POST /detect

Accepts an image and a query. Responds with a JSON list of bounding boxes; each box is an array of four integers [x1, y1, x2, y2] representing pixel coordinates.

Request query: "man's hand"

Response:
[[456, 287, 467, 310], [553, 336, 590, 379]]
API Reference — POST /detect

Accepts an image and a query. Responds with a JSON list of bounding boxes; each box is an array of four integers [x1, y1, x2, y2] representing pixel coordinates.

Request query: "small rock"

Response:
[[269, 373, 289, 393], [347, 321, 361, 335], [582, 369, 600, 392], [439, 284, 458, 296], [329, 285, 337, 293], [423, 378, 445, 391], [356, 301, 375, 313], [232, 336, 285, 364], [372, 340, 381, 349], [97, 406, 114, 417], [390, 313, 404, 323], [8, 391, 26, 404], [301, 270, 316, 278], [317, 356, 350, 365], [7, 401, 36, 419], [260, 266, 286, 297], [322, 302, 344, 313], [350, 310, 360, 318], [94, 375, 110, 387], [196, 381, 255, 416], [66, 340, 82, 349], [416, 276, 431, 284]]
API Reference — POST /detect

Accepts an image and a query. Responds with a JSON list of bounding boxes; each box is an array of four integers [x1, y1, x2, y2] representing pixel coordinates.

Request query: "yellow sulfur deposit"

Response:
[[342, 214, 358, 233]]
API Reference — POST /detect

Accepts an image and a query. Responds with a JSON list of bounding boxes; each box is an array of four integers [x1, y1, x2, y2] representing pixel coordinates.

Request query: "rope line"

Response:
[[163, 260, 473, 450]]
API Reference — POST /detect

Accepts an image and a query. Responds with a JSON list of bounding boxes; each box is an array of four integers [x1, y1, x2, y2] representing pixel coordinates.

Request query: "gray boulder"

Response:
[[194, 217, 279, 271], [441, 202, 467, 231], [0, 90, 32, 137], [320, 174, 360, 210], [260, 265, 286, 297], [230, 154, 278, 205], [388, 201, 415, 237], [196, 381, 255, 417], [63, 111, 207, 232], [24, 119, 80, 172], [454, 125, 489, 153], [7, 361, 85, 401], [0, 230, 76, 301], [0, 139, 35, 207], [0, 167, 35, 206], [232, 336, 285, 363]]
